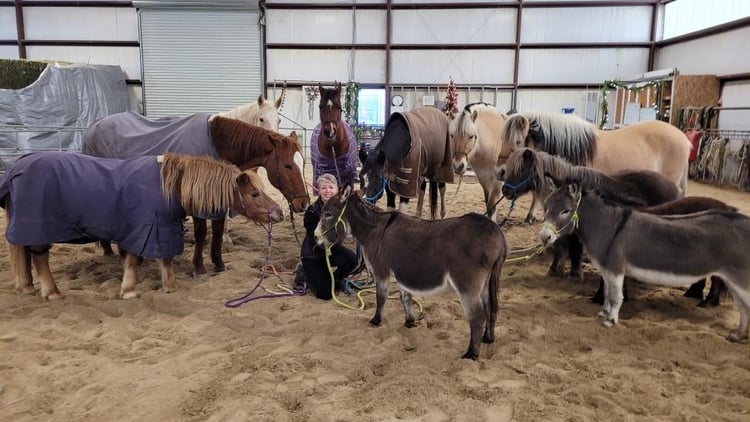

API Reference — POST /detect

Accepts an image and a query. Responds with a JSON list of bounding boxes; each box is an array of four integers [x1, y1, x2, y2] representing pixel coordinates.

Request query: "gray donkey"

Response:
[[315, 186, 508, 359], [540, 180, 750, 343]]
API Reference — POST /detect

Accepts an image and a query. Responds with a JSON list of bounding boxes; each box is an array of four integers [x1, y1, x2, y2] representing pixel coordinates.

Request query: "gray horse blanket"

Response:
[[83, 111, 223, 220], [389, 107, 454, 198], [310, 122, 358, 193], [0, 152, 185, 260], [82, 111, 216, 159]]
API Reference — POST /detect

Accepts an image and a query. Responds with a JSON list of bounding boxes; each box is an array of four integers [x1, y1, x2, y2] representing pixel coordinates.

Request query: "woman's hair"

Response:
[[316, 173, 338, 188]]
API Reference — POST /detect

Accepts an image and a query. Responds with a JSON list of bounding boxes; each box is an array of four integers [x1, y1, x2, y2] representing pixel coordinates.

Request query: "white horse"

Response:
[[449, 103, 508, 221], [212, 95, 283, 132]]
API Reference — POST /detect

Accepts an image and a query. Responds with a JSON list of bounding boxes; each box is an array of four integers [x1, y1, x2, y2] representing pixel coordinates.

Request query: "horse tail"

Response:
[[488, 238, 507, 317], [429, 180, 438, 220], [6, 208, 29, 291]]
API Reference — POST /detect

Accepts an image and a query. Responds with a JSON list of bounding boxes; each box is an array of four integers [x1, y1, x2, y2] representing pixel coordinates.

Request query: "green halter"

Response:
[[543, 192, 582, 236]]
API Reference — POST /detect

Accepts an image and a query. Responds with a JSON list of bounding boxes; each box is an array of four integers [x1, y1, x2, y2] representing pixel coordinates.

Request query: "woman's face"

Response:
[[318, 180, 338, 202]]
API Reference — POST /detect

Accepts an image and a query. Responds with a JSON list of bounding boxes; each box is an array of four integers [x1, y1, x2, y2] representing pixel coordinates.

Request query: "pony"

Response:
[[500, 112, 692, 201], [448, 102, 509, 220], [0, 152, 282, 300], [540, 180, 750, 343], [497, 148, 680, 279], [311, 82, 358, 190], [591, 196, 736, 307], [360, 107, 453, 220], [213, 95, 283, 131], [83, 116, 309, 276], [315, 186, 508, 360]]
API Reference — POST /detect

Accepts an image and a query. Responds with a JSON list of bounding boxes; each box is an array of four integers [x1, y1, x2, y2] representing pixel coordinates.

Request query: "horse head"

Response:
[[539, 180, 583, 247], [359, 147, 388, 203], [318, 82, 344, 148], [499, 148, 537, 200], [233, 169, 285, 224], [264, 131, 310, 213], [503, 114, 531, 151], [448, 109, 479, 175], [223, 95, 282, 132]]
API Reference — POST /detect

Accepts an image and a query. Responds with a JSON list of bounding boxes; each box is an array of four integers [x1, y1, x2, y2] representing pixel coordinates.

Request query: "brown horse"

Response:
[[0, 152, 281, 300], [541, 180, 750, 343], [500, 112, 692, 199], [83, 116, 310, 276], [315, 186, 508, 360], [311, 82, 358, 190], [448, 103, 508, 220]]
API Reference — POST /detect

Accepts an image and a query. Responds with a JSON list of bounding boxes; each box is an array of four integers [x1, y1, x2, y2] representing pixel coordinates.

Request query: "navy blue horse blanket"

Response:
[[82, 111, 216, 159], [0, 152, 185, 260]]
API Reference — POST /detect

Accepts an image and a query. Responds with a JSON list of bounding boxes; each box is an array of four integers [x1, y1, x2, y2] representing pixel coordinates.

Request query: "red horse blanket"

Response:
[[0, 152, 185, 259]]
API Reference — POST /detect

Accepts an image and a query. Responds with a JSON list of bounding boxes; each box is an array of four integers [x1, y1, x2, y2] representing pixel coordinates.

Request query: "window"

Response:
[[663, 0, 750, 39], [357, 89, 386, 126]]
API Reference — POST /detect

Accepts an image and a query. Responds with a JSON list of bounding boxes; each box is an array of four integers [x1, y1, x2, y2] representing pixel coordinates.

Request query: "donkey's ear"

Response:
[[567, 182, 581, 196], [236, 172, 250, 187], [342, 184, 354, 199], [522, 148, 533, 162], [544, 171, 561, 188]]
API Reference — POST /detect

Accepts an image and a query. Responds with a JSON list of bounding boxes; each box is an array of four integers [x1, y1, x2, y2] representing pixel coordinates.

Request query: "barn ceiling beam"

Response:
[[13, 0, 26, 58], [0, 1, 133, 6]]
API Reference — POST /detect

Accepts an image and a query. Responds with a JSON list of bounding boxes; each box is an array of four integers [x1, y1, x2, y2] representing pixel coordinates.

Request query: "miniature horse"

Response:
[[497, 148, 680, 280], [315, 186, 508, 359], [541, 181, 750, 343], [0, 152, 281, 300]]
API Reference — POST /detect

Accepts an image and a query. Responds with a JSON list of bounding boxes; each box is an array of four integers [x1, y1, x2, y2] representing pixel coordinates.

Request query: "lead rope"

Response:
[[224, 219, 305, 307]]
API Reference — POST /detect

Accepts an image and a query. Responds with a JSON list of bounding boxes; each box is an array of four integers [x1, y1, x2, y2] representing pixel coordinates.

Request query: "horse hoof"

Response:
[[597, 310, 608, 318], [369, 317, 382, 327], [482, 335, 495, 344], [163, 286, 178, 294], [727, 332, 748, 344], [404, 320, 417, 328], [461, 351, 479, 360], [524, 216, 536, 225], [45, 292, 63, 300], [601, 319, 615, 328], [121, 291, 141, 300], [547, 267, 565, 278], [213, 265, 226, 273], [192, 271, 208, 280]]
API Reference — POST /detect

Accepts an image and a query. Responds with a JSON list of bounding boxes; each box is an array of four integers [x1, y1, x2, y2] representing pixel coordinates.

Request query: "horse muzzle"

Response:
[[452, 159, 468, 175], [539, 224, 558, 246], [501, 185, 517, 200], [269, 206, 284, 223], [291, 196, 310, 213]]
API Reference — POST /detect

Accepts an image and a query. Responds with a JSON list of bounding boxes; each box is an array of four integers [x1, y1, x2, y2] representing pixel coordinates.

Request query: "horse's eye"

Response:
[[323, 212, 331, 218], [560, 209, 571, 216], [250, 191, 260, 198], [259, 118, 264, 123], [284, 164, 292, 170]]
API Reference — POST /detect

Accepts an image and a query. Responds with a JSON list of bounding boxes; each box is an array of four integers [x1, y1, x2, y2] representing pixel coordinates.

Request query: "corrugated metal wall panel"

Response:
[[139, 8, 261, 117]]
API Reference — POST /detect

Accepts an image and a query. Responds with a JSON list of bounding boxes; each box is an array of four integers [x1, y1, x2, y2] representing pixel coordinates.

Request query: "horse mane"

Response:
[[522, 111, 597, 165], [380, 113, 412, 168], [160, 153, 240, 216], [209, 116, 300, 161]]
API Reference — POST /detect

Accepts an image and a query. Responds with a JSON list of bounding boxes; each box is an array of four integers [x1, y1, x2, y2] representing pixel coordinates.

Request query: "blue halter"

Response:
[[364, 177, 387, 203], [502, 175, 533, 211]]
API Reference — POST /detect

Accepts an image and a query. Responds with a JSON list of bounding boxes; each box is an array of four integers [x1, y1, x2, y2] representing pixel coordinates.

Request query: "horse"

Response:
[[83, 116, 309, 276], [311, 82, 358, 191], [314, 186, 508, 360], [496, 148, 680, 280], [0, 152, 282, 300], [540, 180, 750, 343], [215, 95, 283, 131], [591, 196, 737, 307], [499, 112, 692, 204], [360, 107, 453, 220], [448, 102, 508, 220]]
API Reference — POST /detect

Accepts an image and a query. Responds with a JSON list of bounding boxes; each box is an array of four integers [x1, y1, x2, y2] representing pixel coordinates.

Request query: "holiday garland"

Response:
[[343, 81, 360, 124], [598, 80, 661, 128]]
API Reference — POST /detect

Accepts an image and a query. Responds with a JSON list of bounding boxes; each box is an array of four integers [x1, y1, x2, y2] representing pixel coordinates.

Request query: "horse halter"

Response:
[[543, 192, 582, 236], [502, 175, 533, 198]]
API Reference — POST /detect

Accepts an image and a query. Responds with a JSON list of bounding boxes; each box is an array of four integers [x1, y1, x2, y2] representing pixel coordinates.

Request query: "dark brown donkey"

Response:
[[315, 186, 508, 360]]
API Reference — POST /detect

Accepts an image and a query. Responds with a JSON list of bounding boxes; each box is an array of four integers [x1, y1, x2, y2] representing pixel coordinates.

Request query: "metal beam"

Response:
[[14, 0, 25, 58]]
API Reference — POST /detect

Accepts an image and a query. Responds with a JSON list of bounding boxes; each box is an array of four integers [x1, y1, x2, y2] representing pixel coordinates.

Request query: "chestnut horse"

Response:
[[83, 117, 309, 276], [499, 112, 691, 215], [449, 103, 508, 220], [311, 82, 358, 191], [0, 152, 281, 300]]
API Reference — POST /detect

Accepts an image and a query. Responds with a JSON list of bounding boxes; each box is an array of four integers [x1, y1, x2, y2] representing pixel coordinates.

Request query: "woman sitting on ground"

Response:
[[300, 173, 358, 300]]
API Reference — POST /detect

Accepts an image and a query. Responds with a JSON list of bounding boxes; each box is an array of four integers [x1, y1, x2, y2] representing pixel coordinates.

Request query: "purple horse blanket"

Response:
[[82, 111, 216, 159], [310, 122, 358, 194], [0, 152, 185, 260]]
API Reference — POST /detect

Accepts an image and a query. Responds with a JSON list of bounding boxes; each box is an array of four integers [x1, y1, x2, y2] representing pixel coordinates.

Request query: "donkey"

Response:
[[315, 186, 508, 360], [540, 180, 750, 343], [591, 196, 737, 307]]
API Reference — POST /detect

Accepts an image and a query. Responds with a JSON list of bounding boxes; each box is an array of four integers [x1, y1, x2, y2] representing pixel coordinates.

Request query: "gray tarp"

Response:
[[0, 63, 129, 170]]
